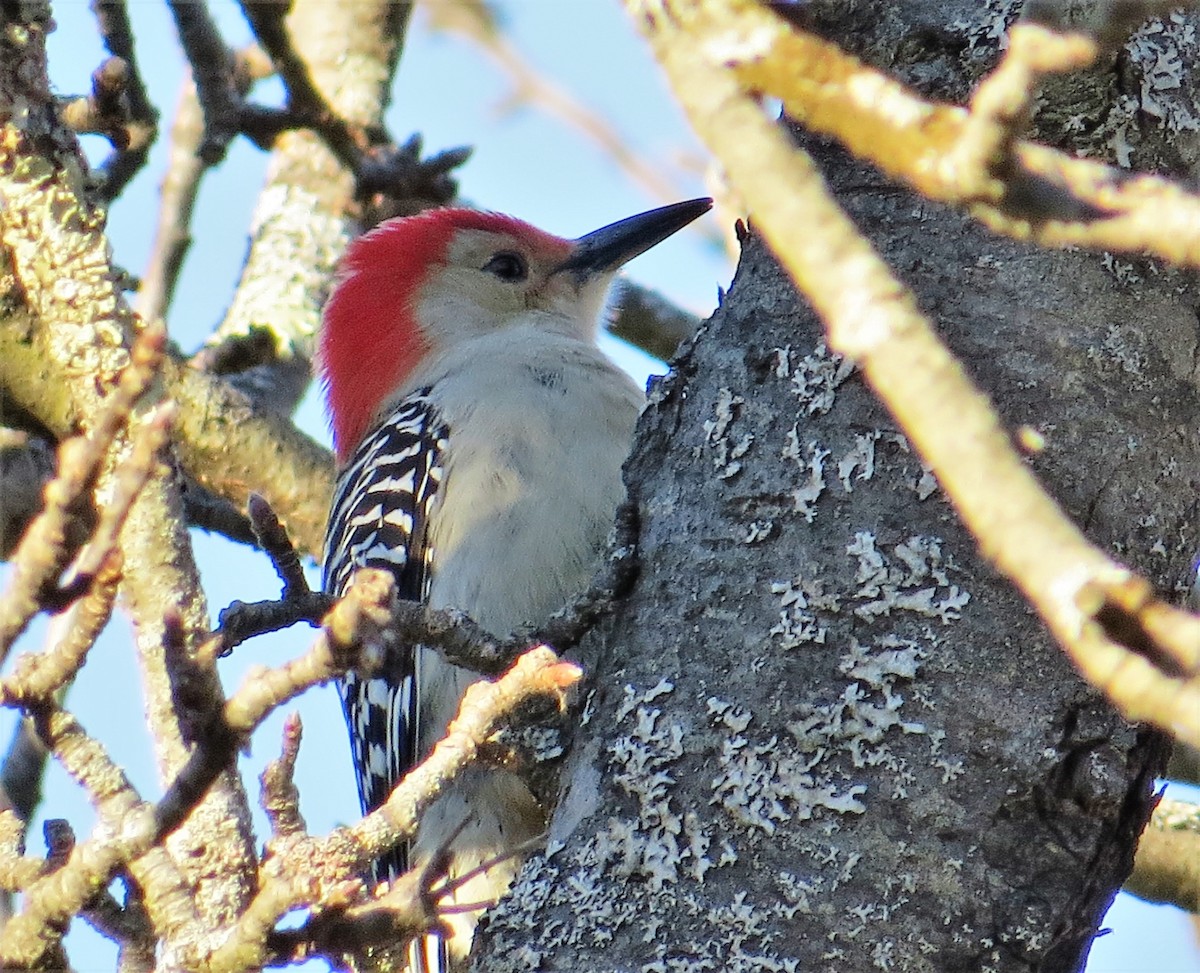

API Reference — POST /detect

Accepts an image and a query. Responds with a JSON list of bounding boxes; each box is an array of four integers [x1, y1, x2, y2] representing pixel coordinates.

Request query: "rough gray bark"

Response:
[[473, 4, 1194, 969], [478, 144, 1170, 973]]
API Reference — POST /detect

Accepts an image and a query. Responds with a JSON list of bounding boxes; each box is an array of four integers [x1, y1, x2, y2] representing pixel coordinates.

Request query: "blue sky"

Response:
[[1, 2, 1194, 970]]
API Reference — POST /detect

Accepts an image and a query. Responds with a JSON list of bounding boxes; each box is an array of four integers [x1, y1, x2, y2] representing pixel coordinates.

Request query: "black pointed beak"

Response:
[[556, 198, 712, 277]]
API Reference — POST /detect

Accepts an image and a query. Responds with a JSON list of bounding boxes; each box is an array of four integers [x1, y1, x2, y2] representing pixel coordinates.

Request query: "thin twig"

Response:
[[58, 4, 160, 203], [205, 646, 577, 973], [247, 493, 309, 597], [0, 553, 122, 709], [213, 592, 331, 657], [259, 714, 305, 839], [218, 491, 639, 674], [165, 0, 241, 163], [59, 403, 174, 597], [0, 325, 164, 659], [1125, 796, 1200, 911], [135, 45, 269, 325], [154, 569, 396, 841], [237, 0, 364, 170], [423, 3, 716, 245]]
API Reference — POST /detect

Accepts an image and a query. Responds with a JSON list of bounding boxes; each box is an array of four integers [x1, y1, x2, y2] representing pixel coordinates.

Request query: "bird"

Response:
[[318, 196, 712, 970]]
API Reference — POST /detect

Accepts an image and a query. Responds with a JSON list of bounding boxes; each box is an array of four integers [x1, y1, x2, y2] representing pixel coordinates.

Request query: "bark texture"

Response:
[[473, 4, 1193, 968], [479, 148, 1171, 973]]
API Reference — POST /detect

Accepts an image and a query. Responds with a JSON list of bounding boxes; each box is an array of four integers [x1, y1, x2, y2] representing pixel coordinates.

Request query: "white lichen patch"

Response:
[[1100, 251, 1144, 287], [711, 732, 867, 834], [775, 342, 856, 415], [707, 696, 753, 734], [606, 685, 702, 889], [1107, 13, 1200, 164], [769, 573, 842, 648], [911, 462, 937, 500], [481, 521, 974, 970], [704, 387, 754, 479], [846, 533, 970, 623], [482, 680, 816, 972], [948, 0, 1018, 53], [1127, 13, 1200, 133], [491, 724, 565, 762], [1087, 323, 1148, 376], [837, 431, 879, 492], [744, 520, 774, 544], [787, 637, 929, 774], [783, 425, 829, 522], [710, 628, 933, 837]]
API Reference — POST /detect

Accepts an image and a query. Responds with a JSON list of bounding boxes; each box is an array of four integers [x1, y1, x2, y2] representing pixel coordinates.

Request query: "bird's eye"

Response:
[[482, 252, 528, 282]]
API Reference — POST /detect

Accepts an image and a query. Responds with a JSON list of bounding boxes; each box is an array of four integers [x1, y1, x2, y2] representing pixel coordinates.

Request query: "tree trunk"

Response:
[[474, 4, 1191, 969]]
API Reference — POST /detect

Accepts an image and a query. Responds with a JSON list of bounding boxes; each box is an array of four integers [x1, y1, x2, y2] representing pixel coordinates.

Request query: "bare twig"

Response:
[[248, 493, 310, 597], [61, 403, 173, 596], [154, 569, 395, 841], [208, 491, 325, 657], [942, 26, 1095, 200], [264, 854, 447, 961], [135, 45, 269, 325], [183, 485, 259, 547], [1126, 796, 1200, 912], [57, 8, 159, 203], [206, 646, 577, 973], [0, 562, 124, 832], [0, 34, 346, 564], [92, 1, 153, 121], [57, 57, 137, 145], [219, 488, 637, 678], [423, 2, 716, 246], [1, 553, 122, 708], [237, 0, 364, 171], [165, 0, 242, 163], [260, 714, 305, 839], [213, 592, 331, 657], [0, 704, 197, 969], [0, 325, 164, 659], [629, 0, 1200, 744], [81, 876, 155, 965]]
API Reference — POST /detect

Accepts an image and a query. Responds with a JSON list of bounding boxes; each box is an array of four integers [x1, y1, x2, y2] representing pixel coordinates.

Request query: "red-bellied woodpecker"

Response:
[[318, 198, 711, 970]]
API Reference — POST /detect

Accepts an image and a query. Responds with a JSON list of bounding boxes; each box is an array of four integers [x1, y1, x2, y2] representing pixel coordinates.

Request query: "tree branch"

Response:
[[0, 327, 163, 660], [1126, 796, 1200, 912], [705, 3, 1200, 269], [205, 646, 579, 973]]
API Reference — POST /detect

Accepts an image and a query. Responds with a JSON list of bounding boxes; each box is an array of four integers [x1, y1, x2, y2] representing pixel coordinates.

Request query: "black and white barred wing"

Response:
[[323, 388, 448, 851]]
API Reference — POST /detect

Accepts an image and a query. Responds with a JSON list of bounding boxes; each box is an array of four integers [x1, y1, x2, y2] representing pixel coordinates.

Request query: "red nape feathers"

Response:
[[317, 208, 567, 464]]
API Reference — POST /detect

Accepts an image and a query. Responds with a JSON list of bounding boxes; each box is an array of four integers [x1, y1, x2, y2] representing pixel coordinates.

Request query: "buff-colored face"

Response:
[[415, 229, 613, 349]]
